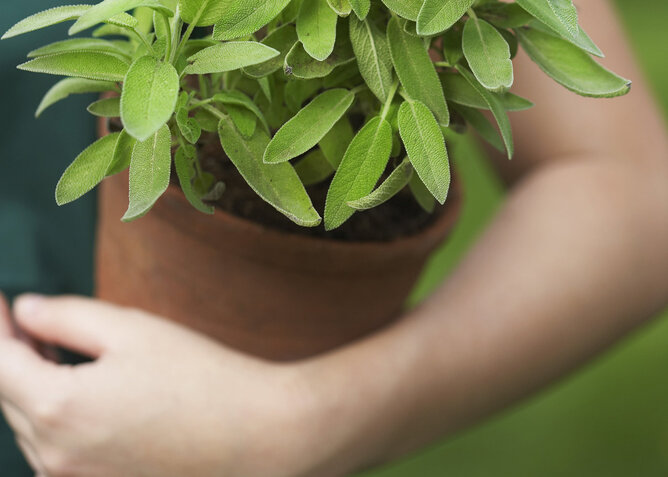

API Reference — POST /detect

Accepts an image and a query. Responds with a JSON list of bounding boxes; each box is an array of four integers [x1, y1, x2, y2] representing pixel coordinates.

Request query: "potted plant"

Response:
[[3, 0, 629, 360]]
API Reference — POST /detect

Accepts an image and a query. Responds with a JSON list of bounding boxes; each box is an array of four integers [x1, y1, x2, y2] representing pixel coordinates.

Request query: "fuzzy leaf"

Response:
[[179, 0, 225, 27], [349, 0, 371, 20], [456, 65, 514, 158], [212, 0, 292, 41], [319, 116, 354, 168], [28, 38, 128, 58], [516, 0, 579, 40], [243, 24, 298, 78], [55, 133, 120, 205], [123, 124, 172, 222], [452, 104, 504, 153], [213, 90, 270, 133], [88, 96, 121, 117], [284, 40, 354, 79], [174, 146, 215, 214], [398, 100, 450, 204], [185, 42, 279, 75], [295, 149, 335, 186], [380, 0, 423, 21], [18, 51, 129, 82], [327, 0, 352, 17], [2, 5, 90, 39], [227, 104, 257, 138], [347, 158, 413, 210], [387, 17, 449, 126], [462, 17, 514, 92], [324, 116, 393, 230], [264, 89, 355, 164], [409, 173, 436, 213], [218, 116, 321, 227], [528, 19, 603, 58], [107, 129, 136, 176], [517, 27, 631, 98], [297, 0, 338, 61], [70, 0, 172, 35], [441, 72, 532, 111], [417, 0, 474, 36], [349, 16, 394, 102], [121, 56, 179, 141], [36, 77, 116, 117]]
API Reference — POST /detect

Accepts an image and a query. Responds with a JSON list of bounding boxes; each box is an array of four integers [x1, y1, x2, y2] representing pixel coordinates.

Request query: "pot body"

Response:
[[95, 172, 460, 361]]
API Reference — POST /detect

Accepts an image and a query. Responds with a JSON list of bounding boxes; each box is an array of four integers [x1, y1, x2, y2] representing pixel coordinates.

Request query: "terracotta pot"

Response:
[[95, 126, 461, 361]]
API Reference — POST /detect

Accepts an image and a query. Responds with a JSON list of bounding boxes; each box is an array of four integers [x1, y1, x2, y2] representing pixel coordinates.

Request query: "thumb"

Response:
[[13, 295, 133, 358]]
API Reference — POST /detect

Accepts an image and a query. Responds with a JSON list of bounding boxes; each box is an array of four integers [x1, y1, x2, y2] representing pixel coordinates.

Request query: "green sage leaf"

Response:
[[319, 116, 354, 168], [213, 0, 292, 41], [55, 133, 120, 205], [297, 0, 338, 61], [121, 55, 179, 141], [179, 0, 225, 27], [36, 77, 116, 117], [2, 5, 90, 39], [349, 0, 371, 20], [398, 100, 450, 204], [243, 24, 298, 78], [409, 173, 436, 213], [387, 17, 449, 126], [463, 17, 514, 92], [349, 16, 394, 102], [516, 0, 578, 39], [417, 0, 474, 36], [123, 124, 172, 222], [380, 0, 423, 21], [87, 96, 121, 117], [295, 149, 335, 186], [18, 51, 130, 82], [347, 158, 413, 210], [516, 27, 631, 98], [264, 89, 355, 164], [28, 38, 128, 58], [174, 146, 215, 214], [70, 0, 172, 34], [107, 129, 136, 176], [324, 116, 393, 230], [327, 0, 352, 17], [218, 116, 321, 227], [456, 65, 514, 158], [185, 42, 279, 75], [441, 72, 533, 111]]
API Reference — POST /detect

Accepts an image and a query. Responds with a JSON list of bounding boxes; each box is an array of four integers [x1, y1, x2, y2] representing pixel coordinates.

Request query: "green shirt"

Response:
[[1, 1, 98, 473]]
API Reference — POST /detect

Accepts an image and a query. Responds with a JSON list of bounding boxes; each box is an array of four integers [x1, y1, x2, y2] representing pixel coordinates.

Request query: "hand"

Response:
[[0, 293, 325, 477]]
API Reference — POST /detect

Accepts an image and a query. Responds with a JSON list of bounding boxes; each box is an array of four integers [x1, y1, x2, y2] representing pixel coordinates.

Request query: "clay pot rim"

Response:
[[157, 176, 462, 256]]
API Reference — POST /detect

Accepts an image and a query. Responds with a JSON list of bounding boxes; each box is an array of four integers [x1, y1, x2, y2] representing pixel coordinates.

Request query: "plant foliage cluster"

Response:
[[3, 0, 630, 230]]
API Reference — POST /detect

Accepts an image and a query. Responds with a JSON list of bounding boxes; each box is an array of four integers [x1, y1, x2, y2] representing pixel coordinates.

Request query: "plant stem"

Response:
[[202, 104, 226, 121], [380, 78, 400, 121], [157, 12, 172, 62]]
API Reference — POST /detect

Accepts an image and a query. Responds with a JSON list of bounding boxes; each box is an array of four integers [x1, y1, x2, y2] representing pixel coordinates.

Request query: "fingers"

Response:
[[13, 295, 133, 358], [1, 401, 33, 439], [0, 338, 58, 408], [16, 435, 46, 475]]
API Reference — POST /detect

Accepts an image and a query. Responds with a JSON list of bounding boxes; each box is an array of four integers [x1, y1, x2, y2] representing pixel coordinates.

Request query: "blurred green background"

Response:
[[364, 1, 668, 476]]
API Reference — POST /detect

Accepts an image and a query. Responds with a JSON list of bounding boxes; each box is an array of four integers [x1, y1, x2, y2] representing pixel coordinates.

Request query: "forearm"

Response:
[[295, 155, 668, 476]]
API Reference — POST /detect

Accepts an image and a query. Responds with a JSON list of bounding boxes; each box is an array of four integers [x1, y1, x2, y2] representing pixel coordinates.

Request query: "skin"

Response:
[[0, 1, 667, 476]]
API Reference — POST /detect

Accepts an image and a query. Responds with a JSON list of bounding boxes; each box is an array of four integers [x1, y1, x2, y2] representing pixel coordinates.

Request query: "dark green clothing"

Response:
[[1, 1, 98, 473]]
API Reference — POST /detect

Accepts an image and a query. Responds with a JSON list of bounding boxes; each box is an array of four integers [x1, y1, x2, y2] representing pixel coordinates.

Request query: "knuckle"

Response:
[[30, 392, 70, 429], [42, 449, 77, 477]]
